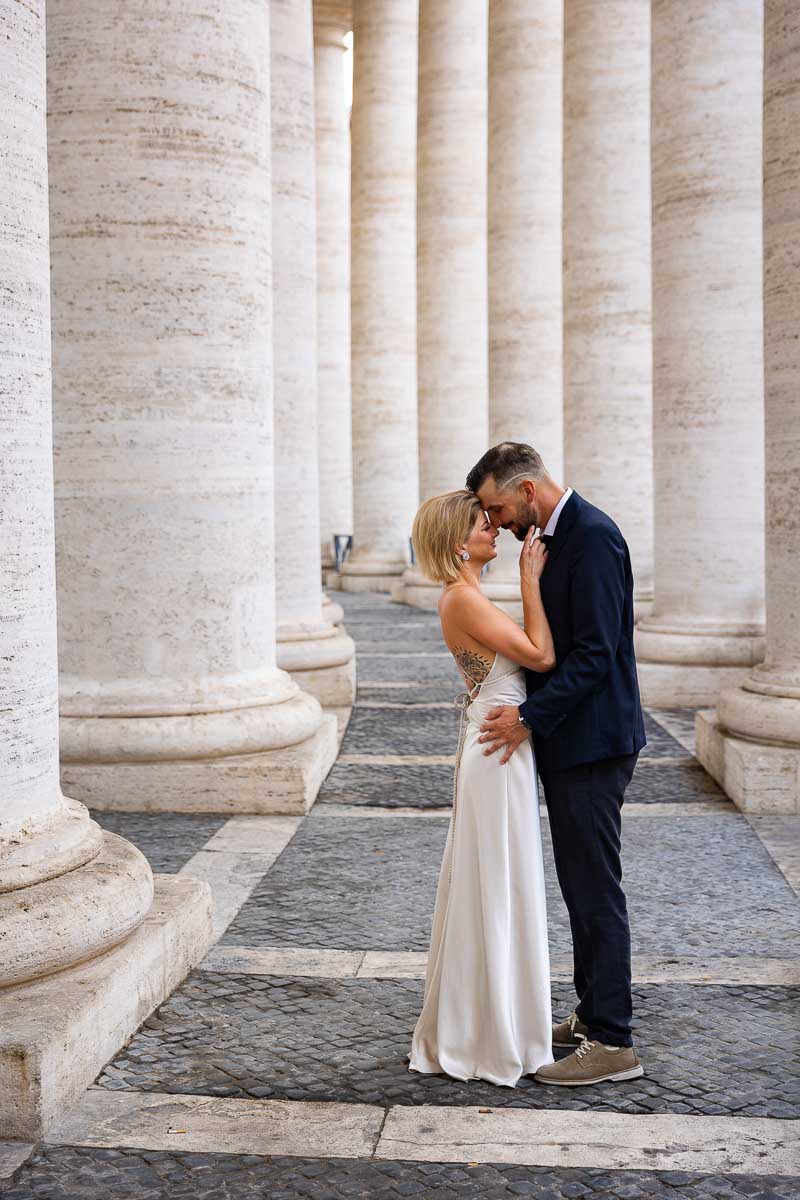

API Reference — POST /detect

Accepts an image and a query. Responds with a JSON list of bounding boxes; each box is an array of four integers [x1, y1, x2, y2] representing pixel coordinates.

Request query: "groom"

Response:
[[466, 442, 647, 1086]]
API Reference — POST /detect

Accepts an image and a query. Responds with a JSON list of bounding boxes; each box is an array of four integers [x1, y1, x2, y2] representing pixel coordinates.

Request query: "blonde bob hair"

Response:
[[412, 489, 484, 585]]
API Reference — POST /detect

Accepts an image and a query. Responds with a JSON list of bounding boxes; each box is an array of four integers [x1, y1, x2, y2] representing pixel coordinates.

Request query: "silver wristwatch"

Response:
[[518, 710, 532, 732]]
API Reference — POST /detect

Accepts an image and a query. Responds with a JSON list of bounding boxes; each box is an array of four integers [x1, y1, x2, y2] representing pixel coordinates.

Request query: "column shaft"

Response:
[[563, 0, 653, 614], [272, 0, 355, 710], [48, 0, 336, 812], [314, 2, 353, 570], [635, 0, 765, 706], [697, 0, 800, 812], [482, 0, 563, 611], [396, 0, 488, 611], [341, 0, 418, 592]]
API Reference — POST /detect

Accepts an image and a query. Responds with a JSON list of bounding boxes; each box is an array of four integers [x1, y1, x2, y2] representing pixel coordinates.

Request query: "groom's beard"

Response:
[[511, 503, 539, 540]]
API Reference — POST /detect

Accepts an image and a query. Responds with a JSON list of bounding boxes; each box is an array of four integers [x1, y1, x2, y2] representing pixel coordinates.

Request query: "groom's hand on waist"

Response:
[[479, 706, 529, 764]]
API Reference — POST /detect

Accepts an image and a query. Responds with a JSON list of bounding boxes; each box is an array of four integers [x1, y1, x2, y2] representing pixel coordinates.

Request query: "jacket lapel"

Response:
[[543, 490, 582, 571]]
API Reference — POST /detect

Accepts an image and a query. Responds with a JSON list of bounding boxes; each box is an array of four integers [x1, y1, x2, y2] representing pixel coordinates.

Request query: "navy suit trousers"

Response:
[[538, 752, 638, 1047]]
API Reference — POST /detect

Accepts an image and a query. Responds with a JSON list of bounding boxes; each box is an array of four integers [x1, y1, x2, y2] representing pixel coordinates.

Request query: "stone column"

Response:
[[697, 0, 800, 813], [271, 0, 355, 715], [340, 0, 418, 592], [634, 0, 765, 706], [396, 0, 489, 611], [563, 0, 653, 616], [48, 0, 337, 813], [0, 0, 210, 1137], [481, 0, 563, 614], [314, 1, 353, 573]]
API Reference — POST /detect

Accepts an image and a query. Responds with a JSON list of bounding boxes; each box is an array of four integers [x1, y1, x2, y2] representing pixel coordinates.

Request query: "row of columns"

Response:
[[2, 0, 361, 1029], [316, 0, 799, 810]]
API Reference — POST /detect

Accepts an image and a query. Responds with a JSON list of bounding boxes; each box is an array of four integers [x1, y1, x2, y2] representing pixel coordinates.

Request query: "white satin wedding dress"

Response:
[[408, 651, 554, 1086]]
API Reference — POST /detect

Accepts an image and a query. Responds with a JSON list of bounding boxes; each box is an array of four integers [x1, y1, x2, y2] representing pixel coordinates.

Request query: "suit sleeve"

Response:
[[518, 527, 626, 739]]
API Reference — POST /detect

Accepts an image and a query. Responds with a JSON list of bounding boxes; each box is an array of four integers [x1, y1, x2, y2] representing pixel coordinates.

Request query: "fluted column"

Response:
[[563, 0, 653, 616], [272, 0, 355, 713], [314, 1, 353, 573], [481, 0, 563, 612], [697, 0, 800, 813], [396, 0, 489, 610], [48, 0, 336, 813], [340, 0, 418, 592], [635, 0, 765, 707], [0, 0, 152, 992]]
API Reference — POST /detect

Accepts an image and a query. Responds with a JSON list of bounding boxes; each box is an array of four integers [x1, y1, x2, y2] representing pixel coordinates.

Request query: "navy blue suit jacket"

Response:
[[519, 491, 646, 771]]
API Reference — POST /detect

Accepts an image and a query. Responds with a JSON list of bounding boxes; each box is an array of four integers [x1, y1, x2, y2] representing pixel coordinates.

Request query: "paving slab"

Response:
[[88, 811, 227, 873], [95, 972, 800, 1118], [219, 809, 800, 959], [3, 1145, 800, 1199]]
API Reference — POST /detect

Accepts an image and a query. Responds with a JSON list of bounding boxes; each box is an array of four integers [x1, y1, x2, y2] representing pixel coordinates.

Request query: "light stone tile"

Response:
[[647, 707, 698, 754], [358, 951, 428, 978], [316, 803, 450, 820], [635, 755, 698, 768], [316, 801, 731, 821], [621, 801, 733, 816], [746, 815, 800, 897], [357, 652, 451, 659], [0, 1143, 34, 1180], [337, 755, 456, 766], [179, 851, 278, 940], [51, 1091, 383, 1160], [376, 1106, 800, 1175], [203, 945, 365, 978], [201, 816, 301, 856]]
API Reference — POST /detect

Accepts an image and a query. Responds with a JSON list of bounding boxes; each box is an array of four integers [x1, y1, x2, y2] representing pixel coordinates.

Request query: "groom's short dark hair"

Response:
[[466, 442, 549, 493]]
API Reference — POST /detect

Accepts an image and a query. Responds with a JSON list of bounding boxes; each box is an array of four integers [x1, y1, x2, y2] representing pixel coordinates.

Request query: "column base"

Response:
[[322, 593, 345, 626], [0, 873, 212, 1139], [636, 662, 755, 707], [276, 625, 356, 708], [635, 620, 765, 706], [695, 709, 800, 814], [339, 559, 407, 593], [390, 567, 441, 610], [60, 715, 338, 814]]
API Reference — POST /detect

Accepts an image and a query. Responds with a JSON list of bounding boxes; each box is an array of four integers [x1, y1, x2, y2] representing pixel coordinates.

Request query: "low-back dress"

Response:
[[408, 651, 554, 1086]]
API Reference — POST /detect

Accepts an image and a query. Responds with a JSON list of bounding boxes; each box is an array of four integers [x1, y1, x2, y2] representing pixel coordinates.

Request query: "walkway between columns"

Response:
[[2, 594, 799, 1196]]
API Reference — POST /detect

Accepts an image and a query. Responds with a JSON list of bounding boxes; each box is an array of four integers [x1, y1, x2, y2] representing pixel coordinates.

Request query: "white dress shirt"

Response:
[[542, 487, 573, 537]]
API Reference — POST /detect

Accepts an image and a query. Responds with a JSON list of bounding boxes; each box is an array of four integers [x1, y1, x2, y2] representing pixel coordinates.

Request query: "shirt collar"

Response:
[[542, 487, 573, 538]]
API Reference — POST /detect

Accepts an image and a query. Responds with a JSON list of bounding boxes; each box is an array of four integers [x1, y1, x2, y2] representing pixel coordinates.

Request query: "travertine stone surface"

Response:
[[0, 0, 153, 988], [416, 0, 488, 502], [0, 874, 212, 1138], [698, 0, 800, 812], [563, 0, 653, 611], [482, 0, 563, 607], [396, 0, 488, 611], [487, 0, 563, 476], [314, 1, 353, 567], [47, 0, 334, 808], [636, 0, 765, 706], [341, 0, 419, 591], [272, 0, 355, 707]]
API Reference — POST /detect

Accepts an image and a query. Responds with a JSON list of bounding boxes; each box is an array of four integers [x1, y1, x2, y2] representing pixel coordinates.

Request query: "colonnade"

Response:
[[316, 0, 798, 811]]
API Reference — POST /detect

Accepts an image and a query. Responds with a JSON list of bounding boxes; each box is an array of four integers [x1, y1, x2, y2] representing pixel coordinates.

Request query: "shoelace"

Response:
[[574, 1038, 597, 1061]]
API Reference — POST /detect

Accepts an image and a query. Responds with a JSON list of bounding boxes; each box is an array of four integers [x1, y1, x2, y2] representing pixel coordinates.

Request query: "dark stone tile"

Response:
[[88, 811, 226, 874], [319, 761, 455, 808], [339, 705, 462, 757], [7, 1148, 799, 1200], [96, 973, 800, 1120], [221, 809, 800, 959]]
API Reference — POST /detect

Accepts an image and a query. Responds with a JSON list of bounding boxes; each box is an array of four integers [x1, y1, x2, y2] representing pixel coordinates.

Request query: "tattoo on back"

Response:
[[453, 645, 493, 687]]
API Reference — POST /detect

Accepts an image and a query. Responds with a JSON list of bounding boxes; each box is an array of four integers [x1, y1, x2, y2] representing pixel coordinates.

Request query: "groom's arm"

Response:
[[518, 527, 626, 740]]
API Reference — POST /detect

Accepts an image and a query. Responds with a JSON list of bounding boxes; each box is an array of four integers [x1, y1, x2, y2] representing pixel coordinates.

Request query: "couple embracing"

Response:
[[407, 441, 647, 1088]]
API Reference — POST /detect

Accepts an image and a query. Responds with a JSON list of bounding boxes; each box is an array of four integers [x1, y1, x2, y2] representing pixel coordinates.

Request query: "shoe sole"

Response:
[[534, 1064, 644, 1087]]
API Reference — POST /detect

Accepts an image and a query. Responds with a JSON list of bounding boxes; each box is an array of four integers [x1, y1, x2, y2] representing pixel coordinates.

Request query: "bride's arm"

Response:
[[444, 543, 555, 673]]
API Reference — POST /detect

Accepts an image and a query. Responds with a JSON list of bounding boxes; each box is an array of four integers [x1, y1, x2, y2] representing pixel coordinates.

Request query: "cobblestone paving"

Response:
[[318, 759, 724, 809], [97, 972, 800, 1119], [89, 811, 227, 874], [5, 1146, 799, 1200], [220, 809, 800, 958], [11, 591, 796, 1200]]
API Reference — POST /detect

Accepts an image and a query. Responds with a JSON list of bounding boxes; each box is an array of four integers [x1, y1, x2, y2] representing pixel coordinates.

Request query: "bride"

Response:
[[408, 489, 556, 1087]]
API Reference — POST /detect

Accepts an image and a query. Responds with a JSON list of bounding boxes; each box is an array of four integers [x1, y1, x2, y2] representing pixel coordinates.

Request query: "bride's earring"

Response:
[[460, 550, 470, 561]]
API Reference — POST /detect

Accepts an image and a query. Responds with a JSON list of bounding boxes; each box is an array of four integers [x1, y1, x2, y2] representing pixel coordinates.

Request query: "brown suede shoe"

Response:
[[534, 1039, 644, 1086], [552, 1010, 588, 1047]]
